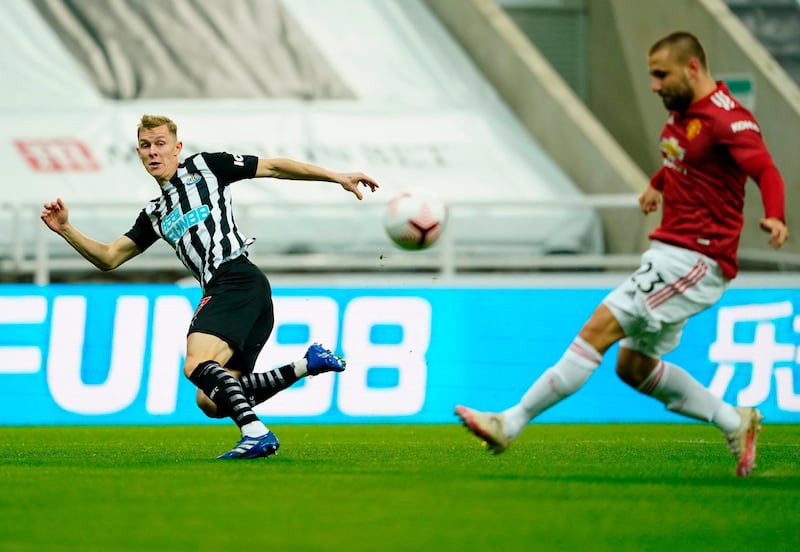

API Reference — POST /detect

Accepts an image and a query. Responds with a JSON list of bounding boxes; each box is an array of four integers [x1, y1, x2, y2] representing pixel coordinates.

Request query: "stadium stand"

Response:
[[0, 0, 607, 283], [724, 0, 800, 86], [4, 0, 799, 283]]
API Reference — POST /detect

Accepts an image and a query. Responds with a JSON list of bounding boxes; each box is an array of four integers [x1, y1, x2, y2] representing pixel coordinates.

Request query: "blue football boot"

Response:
[[305, 343, 346, 376], [217, 430, 280, 459]]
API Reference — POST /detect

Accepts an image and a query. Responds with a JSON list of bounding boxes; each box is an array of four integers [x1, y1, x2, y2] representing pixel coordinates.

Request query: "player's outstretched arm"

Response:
[[41, 198, 141, 271], [255, 157, 379, 200], [334, 172, 380, 200]]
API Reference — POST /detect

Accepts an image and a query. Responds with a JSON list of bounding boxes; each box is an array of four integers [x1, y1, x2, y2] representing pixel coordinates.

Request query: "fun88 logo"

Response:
[[162, 206, 210, 243]]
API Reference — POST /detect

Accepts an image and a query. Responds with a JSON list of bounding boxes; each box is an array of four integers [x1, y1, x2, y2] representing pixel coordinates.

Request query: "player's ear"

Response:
[[686, 57, 702, 78], [175, 140, 183, 154]]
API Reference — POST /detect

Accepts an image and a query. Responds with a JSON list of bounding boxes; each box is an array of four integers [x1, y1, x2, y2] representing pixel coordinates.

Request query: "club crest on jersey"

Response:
[[660, 137, 685, 161], [686, 119, 702, 140], [181, 172, 202, 186]]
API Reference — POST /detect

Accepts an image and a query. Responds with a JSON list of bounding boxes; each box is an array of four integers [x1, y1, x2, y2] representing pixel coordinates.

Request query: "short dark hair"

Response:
[[649, 31, 707, 69]]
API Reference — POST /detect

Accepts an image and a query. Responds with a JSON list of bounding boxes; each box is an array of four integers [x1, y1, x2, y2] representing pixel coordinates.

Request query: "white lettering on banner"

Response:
[[255, 297, 339, 416], [146, 297, 194, 414], [338, 297, 430, 416], [15, 292, 430, 418], [0, 297, 47, 374], [708, 302, 800, 410], [47, 296, 148, 414]]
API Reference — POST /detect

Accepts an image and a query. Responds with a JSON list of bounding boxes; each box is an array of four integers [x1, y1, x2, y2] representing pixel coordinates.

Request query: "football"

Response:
[[383, 192, 448, 250]]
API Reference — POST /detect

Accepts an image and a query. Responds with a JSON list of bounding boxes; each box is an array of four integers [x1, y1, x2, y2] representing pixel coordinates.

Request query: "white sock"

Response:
[[503, 336, 601, 438], [293, 359, 309, 378], [241, 421, 268, 437], [637, 361, 741, 433]]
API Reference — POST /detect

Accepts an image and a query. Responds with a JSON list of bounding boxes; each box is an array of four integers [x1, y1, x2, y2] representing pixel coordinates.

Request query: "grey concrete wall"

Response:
[[424, 0, 651, 255]]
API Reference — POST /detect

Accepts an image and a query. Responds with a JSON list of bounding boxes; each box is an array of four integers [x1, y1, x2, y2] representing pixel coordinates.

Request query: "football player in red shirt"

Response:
[[456, 31, 789, 477]]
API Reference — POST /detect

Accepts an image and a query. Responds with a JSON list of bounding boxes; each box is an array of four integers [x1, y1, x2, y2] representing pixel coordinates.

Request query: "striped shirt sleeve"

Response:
[[124, 209, 160, 251]]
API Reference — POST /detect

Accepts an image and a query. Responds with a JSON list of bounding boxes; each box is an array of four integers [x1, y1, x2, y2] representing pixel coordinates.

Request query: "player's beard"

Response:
[[659, 80, 693, 113]]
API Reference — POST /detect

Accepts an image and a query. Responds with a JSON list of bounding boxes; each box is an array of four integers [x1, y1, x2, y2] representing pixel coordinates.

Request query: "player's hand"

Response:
[[760, 217, 789, 249], [41, 198, 70, 233], [338, 172, 379, 200], [639, 185, 662, 214]]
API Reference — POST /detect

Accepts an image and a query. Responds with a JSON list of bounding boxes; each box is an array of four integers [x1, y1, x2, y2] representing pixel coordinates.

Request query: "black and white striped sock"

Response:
[[240, 365, 300, 406], [189, 360, 264, 433]]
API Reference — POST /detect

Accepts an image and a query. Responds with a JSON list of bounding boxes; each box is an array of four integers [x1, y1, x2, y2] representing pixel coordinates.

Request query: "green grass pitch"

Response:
[[1, 424, 798, 552]]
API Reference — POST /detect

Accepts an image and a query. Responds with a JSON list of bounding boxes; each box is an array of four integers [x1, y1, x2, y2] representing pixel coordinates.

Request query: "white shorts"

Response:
[[603, 241, 729, 358]]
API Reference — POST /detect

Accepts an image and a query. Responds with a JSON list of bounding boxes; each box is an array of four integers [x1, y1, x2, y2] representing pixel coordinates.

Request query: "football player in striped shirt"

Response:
[[41, 114, 379, 459]]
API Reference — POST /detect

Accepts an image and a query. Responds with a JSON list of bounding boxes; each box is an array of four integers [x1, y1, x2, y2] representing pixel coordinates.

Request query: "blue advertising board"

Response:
[[0, 283, 798, 425]]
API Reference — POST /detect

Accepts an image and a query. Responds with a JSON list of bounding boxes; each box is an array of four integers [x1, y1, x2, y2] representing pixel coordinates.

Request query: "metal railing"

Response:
[[3, 195, 798, 284]]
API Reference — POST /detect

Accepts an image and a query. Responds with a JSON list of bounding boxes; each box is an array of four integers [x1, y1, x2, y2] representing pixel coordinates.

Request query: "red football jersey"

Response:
[[649, 82, 780, 279]]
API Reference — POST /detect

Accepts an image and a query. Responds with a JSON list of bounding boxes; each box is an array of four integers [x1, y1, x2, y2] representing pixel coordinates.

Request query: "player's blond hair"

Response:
[[137, 114, 178, 139]]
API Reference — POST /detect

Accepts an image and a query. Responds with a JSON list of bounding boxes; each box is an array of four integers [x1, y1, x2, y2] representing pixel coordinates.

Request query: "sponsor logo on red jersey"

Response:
[[660, 137, 685, 161], [730, 120, 760, 133]]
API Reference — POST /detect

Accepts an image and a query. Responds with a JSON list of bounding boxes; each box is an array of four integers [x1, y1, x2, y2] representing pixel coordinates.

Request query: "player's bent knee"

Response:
[[616, 348, 659, 388], [196, 389, 223, 418], [615, 364, 641, 388], [183, 357, 213, 379], [183, 359, 199, 379]]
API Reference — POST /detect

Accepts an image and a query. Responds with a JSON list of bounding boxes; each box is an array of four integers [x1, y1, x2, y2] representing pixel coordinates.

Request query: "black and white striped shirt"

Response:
[[125, 152, 259, 288]]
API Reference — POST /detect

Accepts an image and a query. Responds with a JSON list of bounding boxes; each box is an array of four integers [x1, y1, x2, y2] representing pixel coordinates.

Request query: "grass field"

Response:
[[1, 424, 798, 552]]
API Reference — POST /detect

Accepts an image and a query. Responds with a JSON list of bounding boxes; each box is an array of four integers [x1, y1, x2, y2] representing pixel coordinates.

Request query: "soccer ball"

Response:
[[383, 192, 448, 250]]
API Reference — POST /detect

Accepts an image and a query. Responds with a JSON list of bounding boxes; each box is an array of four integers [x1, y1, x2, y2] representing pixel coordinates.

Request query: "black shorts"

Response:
[[188, 255, 274, 374]]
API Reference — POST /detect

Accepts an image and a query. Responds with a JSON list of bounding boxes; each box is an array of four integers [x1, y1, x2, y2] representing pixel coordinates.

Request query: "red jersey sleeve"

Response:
[[739, 154, 786, 222], [714, 113, 786, 223]]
